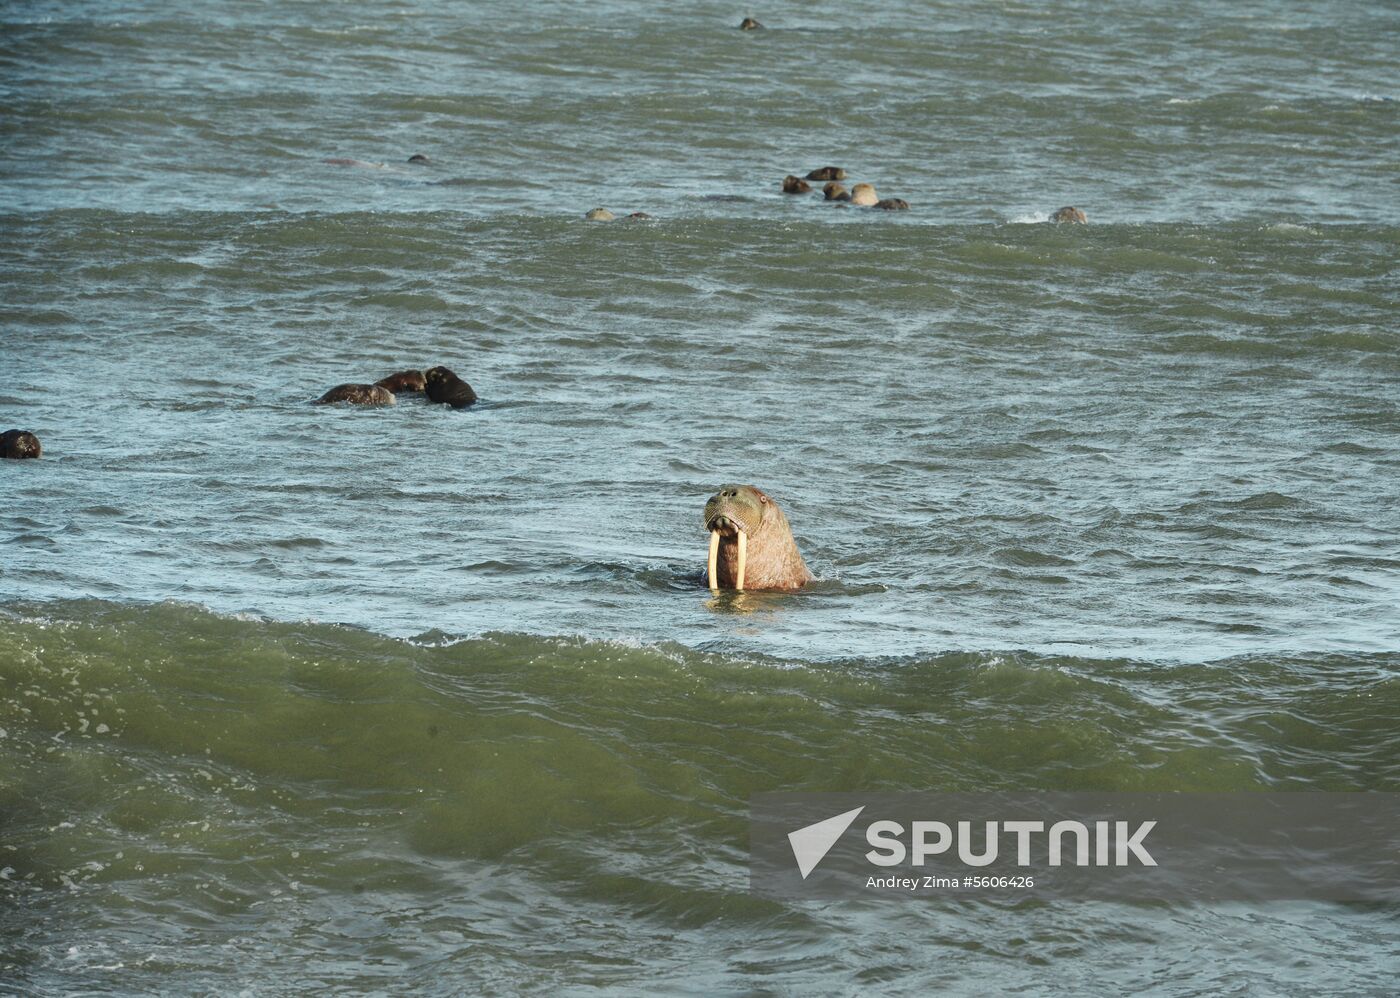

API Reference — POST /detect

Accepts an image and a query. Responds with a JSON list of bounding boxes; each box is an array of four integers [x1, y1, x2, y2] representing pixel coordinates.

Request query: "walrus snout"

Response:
[[703, 487, 761, 537], [705, 511, 751, 537]]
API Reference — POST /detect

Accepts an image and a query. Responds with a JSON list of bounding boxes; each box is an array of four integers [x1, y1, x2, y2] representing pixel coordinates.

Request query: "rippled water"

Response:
[[2, 0, 1398, 993]]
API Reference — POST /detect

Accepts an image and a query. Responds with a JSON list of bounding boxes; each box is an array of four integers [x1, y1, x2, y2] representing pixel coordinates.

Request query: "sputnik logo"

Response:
[[787, 806, 865, 879]]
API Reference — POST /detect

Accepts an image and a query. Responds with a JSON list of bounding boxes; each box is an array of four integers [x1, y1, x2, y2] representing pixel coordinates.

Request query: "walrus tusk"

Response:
[[708, 530, 720, 591], [736, 530, 747, 591]]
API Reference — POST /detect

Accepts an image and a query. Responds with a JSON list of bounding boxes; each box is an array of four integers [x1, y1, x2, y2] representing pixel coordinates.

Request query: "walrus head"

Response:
[[849, 182, 878, 206], [0, 429, 41, 459], [376, 369, 426, 393], [424, 366, 478, 408], [1051, 206, 1087, 224], [703, 484, 814, 592]]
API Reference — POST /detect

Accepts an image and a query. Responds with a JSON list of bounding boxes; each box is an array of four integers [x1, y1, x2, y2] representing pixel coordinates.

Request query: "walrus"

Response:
[[849, 183, 878, 206], [806, 167, 847, 182], [626, 212, 653, 220], [407, 154, 430, 165], [1051, 206, 1087, 224], [703, 484, 814, 592], [585, 208, 615, 221], [823, 181, 850, 202], [874, 198, 910, 210], [424, 366, 478, 408], [782, 175, 812, 194], [315, 384, 395, 406], [0, 429, 41, 459], [376, 370, 426, 393], [738, 17, 763, 30]]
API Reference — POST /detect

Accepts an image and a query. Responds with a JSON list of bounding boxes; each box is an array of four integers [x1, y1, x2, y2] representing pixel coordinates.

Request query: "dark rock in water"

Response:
[[376, 370, 427, 393], [781, 175, 811, 194], [806, 166, 847, 181], [315, 384, 395, 406], [424, 366, 478, 409], [1051, 206, 1088, 224], [823, 182, 850, 202], [873, 198, 911, 210], [0, 429, 41, 459], [738, 17, 764, 30]]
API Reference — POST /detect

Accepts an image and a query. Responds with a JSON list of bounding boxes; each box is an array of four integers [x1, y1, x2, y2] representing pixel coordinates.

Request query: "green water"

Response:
[[1, 603, 1396, 992]]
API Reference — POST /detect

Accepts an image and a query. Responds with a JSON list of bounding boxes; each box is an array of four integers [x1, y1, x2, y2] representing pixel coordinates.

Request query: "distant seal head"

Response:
[[806, 167, 848, 182], [424, 366, 478, 408], [627, 212, 653, 220], [375, 370, 426, 394], [585, 208, 616, 221], [874, 198, 910, 211], [782, 175, 812, 194], [849, 183, 878, 206], [738, 17, 764, 30], [823, 182, 850, 202], [703, 484, 814, 592], [315, 384, 395, 406], [407, 154, 430, 165], [1051, 206, 1088, 224], [0, 429, 42, 459]]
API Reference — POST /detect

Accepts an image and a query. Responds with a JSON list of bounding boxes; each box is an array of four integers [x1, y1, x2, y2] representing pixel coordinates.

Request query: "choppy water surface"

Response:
[[2, 0, 1398, 993]]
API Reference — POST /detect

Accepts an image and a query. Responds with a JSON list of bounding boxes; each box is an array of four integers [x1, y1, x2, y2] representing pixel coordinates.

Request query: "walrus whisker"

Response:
[[736, 530, 747, 591], [708, 530, 721, 591]]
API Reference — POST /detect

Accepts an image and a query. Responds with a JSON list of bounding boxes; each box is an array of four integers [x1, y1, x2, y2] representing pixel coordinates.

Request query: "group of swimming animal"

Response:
[[315, 366, 477, 408], [781, 166, 911, 211], [584, 162, 1086, 224], [12, 9, 1079, 590], [2, 369, 479, 461]]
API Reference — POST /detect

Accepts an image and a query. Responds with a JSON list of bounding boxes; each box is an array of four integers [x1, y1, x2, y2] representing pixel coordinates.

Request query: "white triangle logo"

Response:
[[787, 806, 865, 879]]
